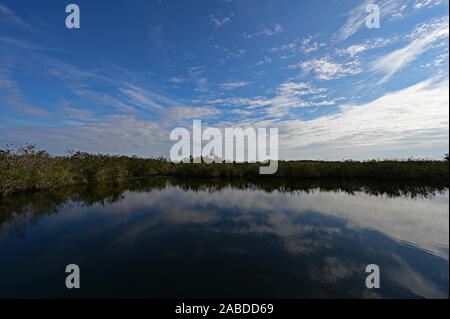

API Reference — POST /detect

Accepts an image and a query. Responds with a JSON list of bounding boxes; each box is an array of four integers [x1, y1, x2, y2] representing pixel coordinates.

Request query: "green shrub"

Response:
[[0, 145, 448, 197]]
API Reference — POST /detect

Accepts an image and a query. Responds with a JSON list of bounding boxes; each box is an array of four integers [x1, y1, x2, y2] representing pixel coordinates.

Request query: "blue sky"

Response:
[[0, 0, 448, 160]]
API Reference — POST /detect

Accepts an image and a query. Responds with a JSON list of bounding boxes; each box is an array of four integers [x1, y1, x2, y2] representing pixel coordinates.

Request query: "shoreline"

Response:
[[1, 146, 449, 198]]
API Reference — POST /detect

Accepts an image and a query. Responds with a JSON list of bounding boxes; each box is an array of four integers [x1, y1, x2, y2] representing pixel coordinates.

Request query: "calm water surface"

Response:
[[0, 178, 448, 298]]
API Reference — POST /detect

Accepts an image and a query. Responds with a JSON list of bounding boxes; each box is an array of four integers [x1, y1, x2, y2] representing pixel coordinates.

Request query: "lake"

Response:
[[0, 178, 448, 298]]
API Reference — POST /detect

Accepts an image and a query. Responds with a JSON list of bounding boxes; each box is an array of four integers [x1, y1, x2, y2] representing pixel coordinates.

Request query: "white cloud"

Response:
[[73, 89, 135, 113], [0, 36, 62, 52], [335, 0, 409, 41], [0, 115, 171, 157], [63, 107, 97, 122], [205, 82, 333, 118], [0, 70, 50, 118], [270, 35, 324, 56], [208, 77, 448, 159], [274, 77, 449, 159], [194, 78, 209, 93], [231, 109, 253, 116], [292, 57, 362, 80], [168, 77, 185, 84], [241, 24, 283, 39], [0, 2, 31, 29], [120, 85, 164, 110], [337, 44, 368, 58], [255, 56, 272, 66], [163, 106, 221, 123], [277, 82, 327, 96], [415, 0, 433, 8], [246, 24, 284, 38], [214, 44, 246, 64], [206, 96, 272, 109], [2, 78, 447, 160], [390, 4, 408, 20], [220, 81, 251, 90], [433, 52, 449, 65], [270, 42, 297, 52], [263, 82, 335, 117], [371, 16, 449, 83], [335, 0, 373, 41], [188, 66, 209, 93], [413, 0, 442, 9], [336, 37, 397, 57], [257, 23, 283, 36], [209, 14, 232, 28], [300, 36, 320, 53]]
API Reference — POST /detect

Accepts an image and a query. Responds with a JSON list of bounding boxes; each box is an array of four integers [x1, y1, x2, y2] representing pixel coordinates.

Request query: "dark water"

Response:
[[0, 178, 448, 298]]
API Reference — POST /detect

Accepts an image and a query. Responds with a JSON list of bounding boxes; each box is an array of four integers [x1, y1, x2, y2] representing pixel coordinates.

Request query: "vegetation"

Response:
[[1, 145, 448, 197]]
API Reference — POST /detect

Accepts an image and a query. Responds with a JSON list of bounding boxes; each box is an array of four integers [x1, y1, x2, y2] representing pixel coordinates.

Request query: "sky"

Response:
[[0, 0, 448, 160]]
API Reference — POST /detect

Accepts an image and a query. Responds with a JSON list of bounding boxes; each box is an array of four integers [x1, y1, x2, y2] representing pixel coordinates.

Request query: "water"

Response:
[[0, 178, 448, 298]]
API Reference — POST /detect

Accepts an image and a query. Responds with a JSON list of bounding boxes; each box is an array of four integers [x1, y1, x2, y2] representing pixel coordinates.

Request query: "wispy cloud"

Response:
[[120, 86, 163, 110], [168, 77, 185, 84], [269, 35, 325, 59], [188, 66, 209, 93], [205, 82, 333, 119], [0, 69, 50, 118], [335, 0, 373, 41], [255, 56, 272, 66], [63, 107, 97, 122], [336, 37, 396, 57], [147, 24, 173, 55], [0, 36, 63, 52], [274, 77, 449, 159], [220, 81, 251, 90], [337, 44, 368, 58], [262, 82, 335, 117], [0, 115, 171, 157], [214, 44, 246, 64], [300, 36, 322, 53], [256, 23, 283, 36], [371, 16, 449, 83], [335, 0, 409, 41], [72, 89, 135, 113], [1, 0, 448, 160], [0, 2, 32, 29], [209, 14, 232, 28], [290, 57, 362, 80], [120, 83, 181, 110], [2, 77, 447, 159], [413, 0, 443, 9], [163, 106, 221, 124], [243, 24, 283, 39]]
